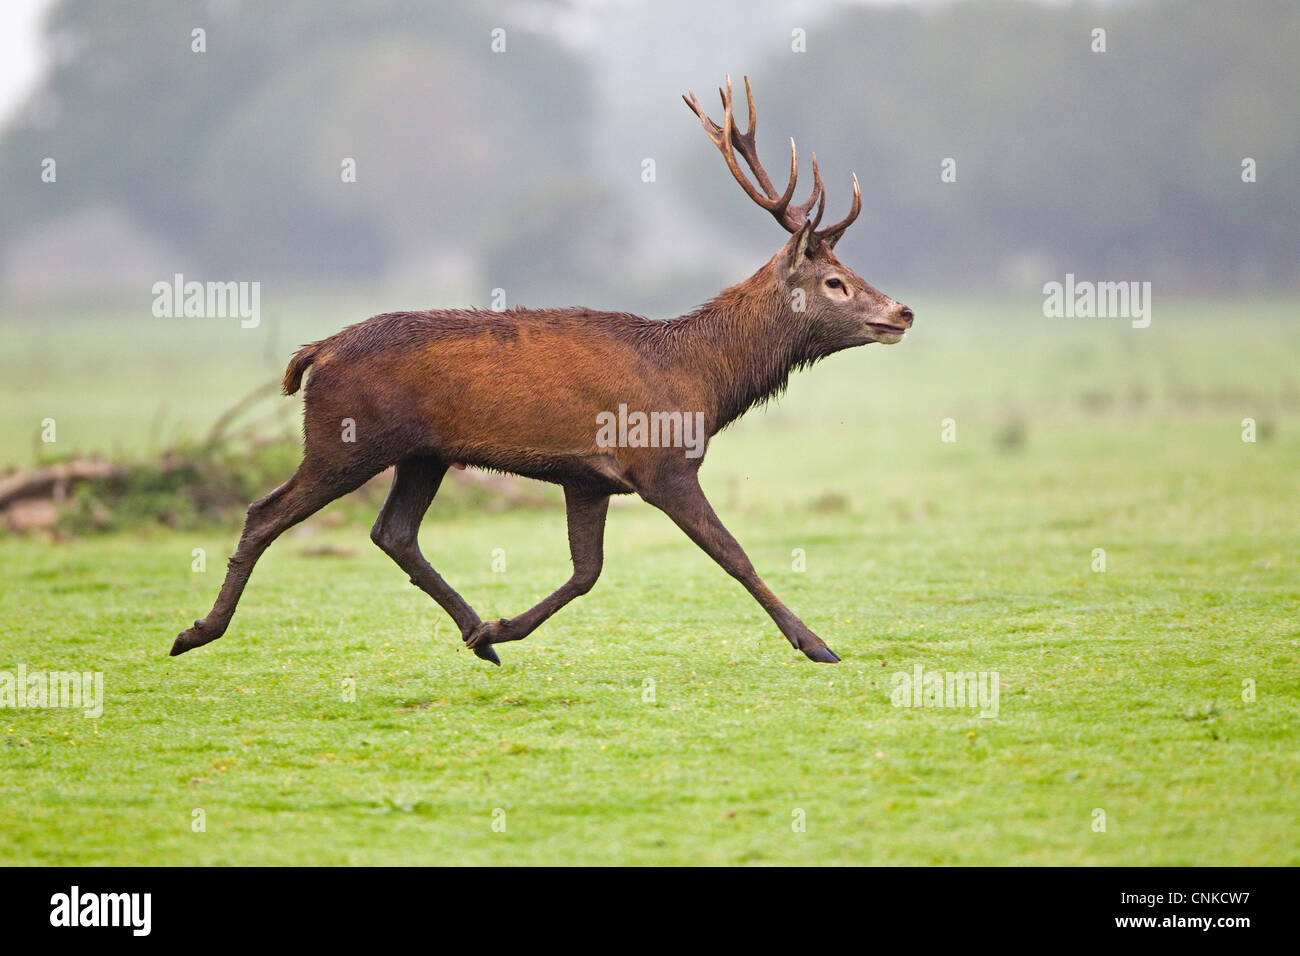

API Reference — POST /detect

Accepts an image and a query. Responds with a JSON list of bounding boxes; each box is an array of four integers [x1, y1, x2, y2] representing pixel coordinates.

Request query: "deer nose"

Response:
[[898, 306, 914, 327]]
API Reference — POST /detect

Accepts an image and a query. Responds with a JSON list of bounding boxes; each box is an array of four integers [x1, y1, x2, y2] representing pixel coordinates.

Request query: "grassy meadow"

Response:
[[0, 292, 1297, 864]]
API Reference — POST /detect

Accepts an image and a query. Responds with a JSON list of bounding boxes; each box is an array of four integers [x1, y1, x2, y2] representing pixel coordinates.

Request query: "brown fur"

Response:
[[171, 79, 913, 666]]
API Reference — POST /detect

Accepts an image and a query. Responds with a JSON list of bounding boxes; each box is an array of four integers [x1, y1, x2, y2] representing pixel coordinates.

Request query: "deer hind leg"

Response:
[[640, 470, 840, 663], [170, 456, 377, 656], [369, 455, 494, 661], [464, 487, 609, 659]]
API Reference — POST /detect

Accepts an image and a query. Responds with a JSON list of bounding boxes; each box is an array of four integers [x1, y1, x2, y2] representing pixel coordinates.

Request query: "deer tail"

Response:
[[281, 341, 326, 395]]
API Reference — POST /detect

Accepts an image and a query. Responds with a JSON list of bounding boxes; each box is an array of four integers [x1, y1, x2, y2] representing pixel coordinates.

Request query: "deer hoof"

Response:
[[465, 620, 507, 665], [804, 644, 841, 664], [170, 619, 215, 657], [473, 644, 502, 666]]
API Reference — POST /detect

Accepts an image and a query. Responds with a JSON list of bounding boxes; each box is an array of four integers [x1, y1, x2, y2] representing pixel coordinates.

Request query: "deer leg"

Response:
[[465, 487, 609, 656], [640, 471, 840, 663], [370, 455, 494, 662], [171, 458, 375, 656]]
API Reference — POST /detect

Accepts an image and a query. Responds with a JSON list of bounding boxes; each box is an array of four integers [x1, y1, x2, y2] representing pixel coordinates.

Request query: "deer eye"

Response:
[[825, 277, 845, 291]]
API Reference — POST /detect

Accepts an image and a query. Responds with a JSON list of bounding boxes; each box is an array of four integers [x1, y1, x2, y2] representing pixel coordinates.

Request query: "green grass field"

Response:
[[1, 293, 1297, 864]]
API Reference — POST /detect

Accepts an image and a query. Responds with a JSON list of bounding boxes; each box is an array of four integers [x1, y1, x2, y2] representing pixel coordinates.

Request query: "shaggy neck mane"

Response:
[[676, 261, 818, 432]]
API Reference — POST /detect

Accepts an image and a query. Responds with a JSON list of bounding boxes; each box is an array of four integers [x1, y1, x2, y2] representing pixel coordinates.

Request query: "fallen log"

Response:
[[0, 459, 127, 509]]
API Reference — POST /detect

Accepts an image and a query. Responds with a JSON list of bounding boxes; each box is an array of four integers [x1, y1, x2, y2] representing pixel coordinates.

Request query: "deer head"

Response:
[[684, 75, 913, 349]]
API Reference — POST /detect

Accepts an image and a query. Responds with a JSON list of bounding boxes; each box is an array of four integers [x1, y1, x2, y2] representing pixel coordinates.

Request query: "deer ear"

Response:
[[782, 222, 816, 275]]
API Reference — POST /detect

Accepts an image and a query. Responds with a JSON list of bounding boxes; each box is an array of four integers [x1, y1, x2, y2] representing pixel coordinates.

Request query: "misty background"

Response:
[[0, 0, 1296, 315]]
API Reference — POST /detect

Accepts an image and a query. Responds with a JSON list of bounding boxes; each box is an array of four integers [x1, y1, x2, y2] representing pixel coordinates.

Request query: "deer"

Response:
[[170, 76, 913, 666]]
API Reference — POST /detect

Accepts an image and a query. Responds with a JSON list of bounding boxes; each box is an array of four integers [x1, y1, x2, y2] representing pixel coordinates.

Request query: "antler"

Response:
[[683, 75, 859, 247], [815, 172, 861, 248]]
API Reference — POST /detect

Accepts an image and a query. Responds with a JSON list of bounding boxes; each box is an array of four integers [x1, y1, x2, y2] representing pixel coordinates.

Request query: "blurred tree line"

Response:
[[0, 0, 1294, 303], [0, 0, 605, 297], [720, 0, 1299, 293]]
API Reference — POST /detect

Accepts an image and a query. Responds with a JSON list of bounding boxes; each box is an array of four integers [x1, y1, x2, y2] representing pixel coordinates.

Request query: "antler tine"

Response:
[[685, 78, 780, 216], [685, 82, 784, 217], [742, 75, 758, 141], [726, 76, 800, 219], [682, 90, 725, 147], [811, 188, 827, 232], [730, 76, 784, 201], [717, 78, 781, 213], [685, 74, 811, 234], [814, 172, 862, 248], [788, 152, 826, 231]]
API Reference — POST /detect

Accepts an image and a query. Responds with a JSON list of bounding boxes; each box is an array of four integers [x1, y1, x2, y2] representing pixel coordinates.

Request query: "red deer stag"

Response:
[[171, 76, 913, 665]]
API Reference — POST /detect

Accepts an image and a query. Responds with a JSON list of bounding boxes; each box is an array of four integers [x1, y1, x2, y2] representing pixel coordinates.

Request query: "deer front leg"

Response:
[[640, 471, 840, 663], [465, 487, 609, 655]]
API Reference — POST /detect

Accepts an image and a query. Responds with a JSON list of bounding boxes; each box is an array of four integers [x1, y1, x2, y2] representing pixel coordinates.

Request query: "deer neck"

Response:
[[680, 263, 816, 433]]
